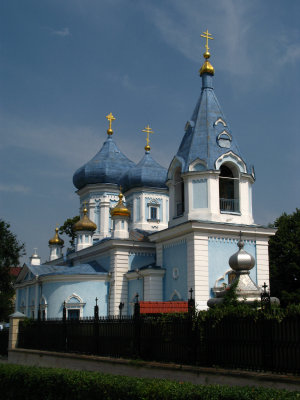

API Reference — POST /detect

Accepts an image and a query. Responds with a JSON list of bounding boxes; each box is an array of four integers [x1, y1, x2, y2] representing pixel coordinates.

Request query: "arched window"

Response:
[[219, 164, 240, 212], [174, 167, 184, 217]]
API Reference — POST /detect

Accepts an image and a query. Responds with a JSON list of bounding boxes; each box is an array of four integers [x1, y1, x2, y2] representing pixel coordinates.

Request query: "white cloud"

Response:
[[51, 27, 71, 37], [0, 184, 29, 194]]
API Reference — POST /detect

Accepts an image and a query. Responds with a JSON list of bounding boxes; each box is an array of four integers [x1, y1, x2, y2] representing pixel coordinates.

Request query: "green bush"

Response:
[[0, 363, 299, 400]]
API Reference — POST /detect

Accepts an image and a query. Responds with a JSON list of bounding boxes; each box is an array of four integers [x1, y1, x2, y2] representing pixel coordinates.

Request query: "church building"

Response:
[[15, 32, 274, 319]]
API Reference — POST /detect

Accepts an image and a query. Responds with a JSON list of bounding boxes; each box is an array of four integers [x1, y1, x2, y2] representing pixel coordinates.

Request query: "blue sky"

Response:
[[1, 0, 300, 264]]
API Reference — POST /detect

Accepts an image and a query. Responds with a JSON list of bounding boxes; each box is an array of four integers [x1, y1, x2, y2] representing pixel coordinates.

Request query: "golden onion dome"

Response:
[[73, 207, 97, 232], [110, 192, 131, 218], [49, 227, 64, 246], [199, 51, 214, 76]]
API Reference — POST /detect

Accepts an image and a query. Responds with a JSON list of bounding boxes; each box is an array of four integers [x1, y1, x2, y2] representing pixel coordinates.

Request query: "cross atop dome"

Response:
[[106, 112, 116, 135], [199, 29, 215, 76], [142, 124, 154, 152], [200, 29, 213, 57]]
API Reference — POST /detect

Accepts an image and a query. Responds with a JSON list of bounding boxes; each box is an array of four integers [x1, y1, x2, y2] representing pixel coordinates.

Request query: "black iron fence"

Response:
[[17, 314, 300, 374], [0, 329, 9, 356]]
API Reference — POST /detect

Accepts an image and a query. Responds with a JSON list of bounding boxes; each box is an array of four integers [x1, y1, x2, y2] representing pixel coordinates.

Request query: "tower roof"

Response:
[[174, 35, 251, 175]]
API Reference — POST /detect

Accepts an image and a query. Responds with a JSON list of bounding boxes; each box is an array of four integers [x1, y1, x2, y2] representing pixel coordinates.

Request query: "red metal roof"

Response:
[[140, 301, 188, 314], [10, 267, 22, 277]]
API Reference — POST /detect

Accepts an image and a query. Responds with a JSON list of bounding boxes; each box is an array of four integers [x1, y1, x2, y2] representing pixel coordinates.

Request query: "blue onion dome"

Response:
[[122, 150, 167, 191], [73, 136, 136, 190]]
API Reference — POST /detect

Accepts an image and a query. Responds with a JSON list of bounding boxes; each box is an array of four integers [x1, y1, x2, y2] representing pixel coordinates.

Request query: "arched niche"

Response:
[[218, 162, 240, 213], [174, 167, 184, 217]]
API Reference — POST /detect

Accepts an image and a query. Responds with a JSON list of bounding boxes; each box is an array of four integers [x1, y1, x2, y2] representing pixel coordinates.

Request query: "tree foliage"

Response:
[[0, 220, 25, 320], [269, 209, 300, 306], [59, 216, 80, 247]]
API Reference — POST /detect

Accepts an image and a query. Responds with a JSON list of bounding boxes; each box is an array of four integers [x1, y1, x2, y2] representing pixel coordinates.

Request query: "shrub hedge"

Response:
[[0, 364, 299, 400]]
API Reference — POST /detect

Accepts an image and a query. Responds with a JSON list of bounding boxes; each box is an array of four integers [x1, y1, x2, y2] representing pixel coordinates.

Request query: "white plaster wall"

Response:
[[129, 192, 169, 232], [112, 218, 129, 239], [168, 170, 254, 227]]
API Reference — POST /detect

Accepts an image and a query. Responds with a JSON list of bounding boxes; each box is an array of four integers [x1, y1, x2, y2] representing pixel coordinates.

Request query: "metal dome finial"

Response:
[[106, 112, 116, 136], [142, 124, 154, 152]]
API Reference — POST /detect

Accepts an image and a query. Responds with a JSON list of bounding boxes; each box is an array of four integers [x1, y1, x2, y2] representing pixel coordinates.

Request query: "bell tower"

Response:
[[168, 30, 255, 228]]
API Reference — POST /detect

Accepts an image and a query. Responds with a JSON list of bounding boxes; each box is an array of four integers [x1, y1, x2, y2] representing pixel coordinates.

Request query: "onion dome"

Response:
[[73, 113, 136, 190], [229, 239, 255, 272], [73, 207, 97, 232], [110, 190, 130, 217], [49, 227, 64, 246], [122, 151, 167, 191]]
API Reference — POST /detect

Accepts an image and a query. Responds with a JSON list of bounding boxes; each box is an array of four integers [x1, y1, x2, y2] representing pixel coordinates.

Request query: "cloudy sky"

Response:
[[1, 0, 300, 264]]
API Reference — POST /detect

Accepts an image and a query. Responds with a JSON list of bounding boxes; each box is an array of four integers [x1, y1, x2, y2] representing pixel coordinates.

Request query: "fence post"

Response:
[[62, 301, 67, 352], [94, 297, 99, 355], [119, 302, 124, 318], [134, 294, 141, 357], [188, 288, 195, 316], [8, 311, 26, 351], [188, 288, 196, 364], [94, 297, 99, 321]]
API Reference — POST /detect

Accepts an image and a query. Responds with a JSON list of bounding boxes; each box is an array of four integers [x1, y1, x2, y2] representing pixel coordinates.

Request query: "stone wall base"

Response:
[[8, 348, 300, 391]]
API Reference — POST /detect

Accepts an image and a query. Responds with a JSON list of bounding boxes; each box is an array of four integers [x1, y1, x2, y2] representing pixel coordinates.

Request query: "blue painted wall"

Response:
[[163, 240, 187, 301], [208, 237, 257, 298], [41, 280, 109, 318], [95, 255, 111, 271], [192, 179, 208, 208], [129, 253, 155, 271]]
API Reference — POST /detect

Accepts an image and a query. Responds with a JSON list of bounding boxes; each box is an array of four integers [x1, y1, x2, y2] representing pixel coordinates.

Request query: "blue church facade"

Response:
[[15, 34, 275, 319]]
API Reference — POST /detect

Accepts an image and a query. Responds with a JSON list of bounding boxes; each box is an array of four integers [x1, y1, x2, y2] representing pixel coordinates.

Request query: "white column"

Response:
[[256, 238, 270, 289], [99, 199, 111, 239], [209, 174, 220, 219], [187, 233, 209, 310], [109, 249, 129, 315]]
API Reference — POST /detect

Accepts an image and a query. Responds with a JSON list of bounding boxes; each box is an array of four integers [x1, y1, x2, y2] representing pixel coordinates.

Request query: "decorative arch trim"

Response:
[[188, 158, 207, 172], [215, 151, 247, 173], [170, 289, 182, 301], [214, 117, 227, 127], [167, 156, 185, 180], [65, 293, 83, 304]]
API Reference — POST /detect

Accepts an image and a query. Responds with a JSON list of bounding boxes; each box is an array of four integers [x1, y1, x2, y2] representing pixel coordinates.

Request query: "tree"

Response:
[[59, 216, 80, 247], [0, 220, 25, 320], [269, 209, 300, 306]]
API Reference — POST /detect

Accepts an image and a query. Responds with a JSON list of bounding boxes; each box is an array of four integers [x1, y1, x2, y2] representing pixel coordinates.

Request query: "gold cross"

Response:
[[200, 30, 214, 53], [142, 125, 154, 150], [106, 112, 116, 135]]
